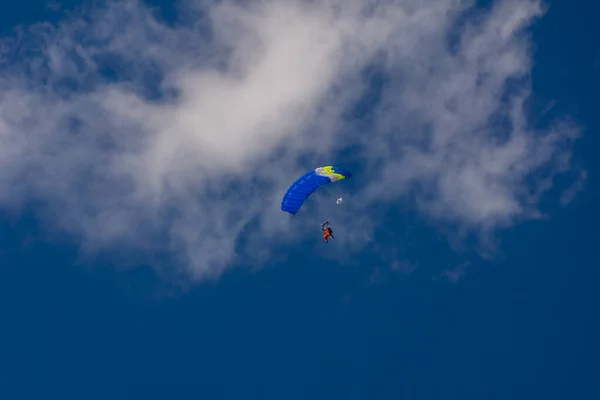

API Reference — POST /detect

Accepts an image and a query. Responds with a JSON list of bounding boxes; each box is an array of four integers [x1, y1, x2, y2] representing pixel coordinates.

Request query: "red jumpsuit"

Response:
[[323, 227, 334, 243]]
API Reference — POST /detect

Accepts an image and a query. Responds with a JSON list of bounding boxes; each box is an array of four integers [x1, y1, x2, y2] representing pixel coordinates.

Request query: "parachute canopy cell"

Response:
[[281, 166, 352, 215]]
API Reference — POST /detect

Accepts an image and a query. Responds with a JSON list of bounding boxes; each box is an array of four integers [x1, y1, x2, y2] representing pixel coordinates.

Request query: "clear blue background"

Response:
[[1, 1, 598, 399]]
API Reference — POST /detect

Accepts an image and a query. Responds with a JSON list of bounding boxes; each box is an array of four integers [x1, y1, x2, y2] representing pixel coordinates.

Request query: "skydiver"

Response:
[[321, 221, 334, 243]]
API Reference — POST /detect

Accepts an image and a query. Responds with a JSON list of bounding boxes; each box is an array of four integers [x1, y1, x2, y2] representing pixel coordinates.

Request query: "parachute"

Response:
[[281, 166, 352, 215]]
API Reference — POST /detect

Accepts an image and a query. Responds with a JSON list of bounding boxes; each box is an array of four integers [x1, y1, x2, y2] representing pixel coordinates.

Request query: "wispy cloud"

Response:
[[560, 170, 586, 206], [440, 261, 470, 283], [0, 0, 581, 280]]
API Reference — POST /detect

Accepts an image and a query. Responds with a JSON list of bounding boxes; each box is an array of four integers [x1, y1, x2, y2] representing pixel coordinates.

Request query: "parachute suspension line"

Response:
[[319, 186, 339, 201], [319, 185, 348, 228]]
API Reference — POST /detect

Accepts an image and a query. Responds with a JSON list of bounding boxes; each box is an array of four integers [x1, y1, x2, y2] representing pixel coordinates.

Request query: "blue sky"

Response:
[[1, 0, 598, 399]]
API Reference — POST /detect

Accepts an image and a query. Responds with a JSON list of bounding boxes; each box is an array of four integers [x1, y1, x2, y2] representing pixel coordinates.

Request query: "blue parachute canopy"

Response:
[[281, 166, 352, 215]]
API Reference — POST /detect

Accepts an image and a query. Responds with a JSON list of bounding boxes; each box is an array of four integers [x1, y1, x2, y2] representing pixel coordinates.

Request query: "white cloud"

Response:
[[0, 0, 581, 280]]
